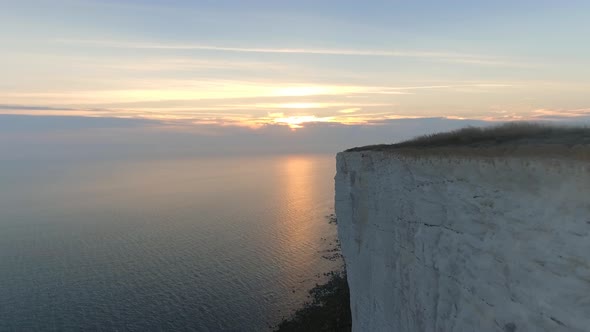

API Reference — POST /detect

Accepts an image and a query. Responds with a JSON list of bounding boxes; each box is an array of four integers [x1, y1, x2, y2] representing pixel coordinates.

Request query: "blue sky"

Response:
[[1, 0, 590, 135]]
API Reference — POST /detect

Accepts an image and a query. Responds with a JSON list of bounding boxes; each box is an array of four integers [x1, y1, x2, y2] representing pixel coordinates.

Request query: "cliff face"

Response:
[[335, 151, 590, 332]]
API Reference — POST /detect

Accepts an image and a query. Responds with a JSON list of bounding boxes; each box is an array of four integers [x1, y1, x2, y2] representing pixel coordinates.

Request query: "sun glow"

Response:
[[272, 86, 331, 97], [273, 115, 334, 129], [276, 103, 323, 109]]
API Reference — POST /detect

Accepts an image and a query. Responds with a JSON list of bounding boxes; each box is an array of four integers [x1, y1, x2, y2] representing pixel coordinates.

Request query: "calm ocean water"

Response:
[[0, 154, 341, 331]]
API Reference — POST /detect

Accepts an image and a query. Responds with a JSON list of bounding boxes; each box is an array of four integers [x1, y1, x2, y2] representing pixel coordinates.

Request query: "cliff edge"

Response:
[[335, 124, 590, 331]]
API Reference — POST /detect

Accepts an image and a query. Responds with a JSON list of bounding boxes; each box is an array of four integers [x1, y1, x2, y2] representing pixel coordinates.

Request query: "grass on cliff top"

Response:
[[346, 122, 590, 152]]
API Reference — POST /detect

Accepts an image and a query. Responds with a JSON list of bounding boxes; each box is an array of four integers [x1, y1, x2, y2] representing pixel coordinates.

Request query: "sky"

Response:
[[1, 0, 590, 157]]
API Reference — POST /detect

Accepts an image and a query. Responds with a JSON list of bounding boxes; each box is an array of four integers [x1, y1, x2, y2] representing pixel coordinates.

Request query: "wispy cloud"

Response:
[[96, 57, 292, 72], [0, 81, 513, 108], [379, 83, 514, 91], [339, 108, 361, 113], [531, 108, 590, 119], [55, 39, 519, 66], [0, 104, 75, 111], [229, 102, 390, 110], [0, 80, 520, 129]]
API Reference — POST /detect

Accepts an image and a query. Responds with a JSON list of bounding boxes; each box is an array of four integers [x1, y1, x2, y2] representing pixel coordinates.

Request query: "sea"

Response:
[[0, 154, 341, 331]]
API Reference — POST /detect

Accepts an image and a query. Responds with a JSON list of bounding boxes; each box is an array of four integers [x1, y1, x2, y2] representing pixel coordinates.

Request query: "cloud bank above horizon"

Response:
[[2, 0, 590, 131]]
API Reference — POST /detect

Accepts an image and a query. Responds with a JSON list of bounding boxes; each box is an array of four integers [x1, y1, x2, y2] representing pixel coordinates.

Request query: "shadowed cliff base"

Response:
[[346, 123, 590, 158], [273, 271, 351, 332], [274, 214, 351, 332]]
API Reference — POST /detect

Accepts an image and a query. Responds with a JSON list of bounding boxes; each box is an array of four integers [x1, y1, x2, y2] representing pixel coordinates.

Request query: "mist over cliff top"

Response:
[[347, 123, 590, 153]]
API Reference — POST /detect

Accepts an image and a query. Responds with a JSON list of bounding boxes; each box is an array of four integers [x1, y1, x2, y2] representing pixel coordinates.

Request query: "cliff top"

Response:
[[346, 123, 590, 153]]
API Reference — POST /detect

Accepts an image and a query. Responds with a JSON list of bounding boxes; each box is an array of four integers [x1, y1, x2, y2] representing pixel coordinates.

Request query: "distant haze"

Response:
[[4, 115, 590, 161], [0, 115, 484, 160]]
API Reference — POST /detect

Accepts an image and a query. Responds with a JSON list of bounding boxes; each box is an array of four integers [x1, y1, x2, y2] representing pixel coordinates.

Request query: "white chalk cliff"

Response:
[[335, 149, 590, 332]]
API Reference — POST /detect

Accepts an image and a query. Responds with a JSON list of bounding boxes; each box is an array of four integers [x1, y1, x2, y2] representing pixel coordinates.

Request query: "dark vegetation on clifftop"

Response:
[[346, 122, 590, 152]]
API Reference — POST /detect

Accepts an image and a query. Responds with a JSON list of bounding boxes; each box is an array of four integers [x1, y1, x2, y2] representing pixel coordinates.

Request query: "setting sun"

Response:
[[272, 115, 334, 129]]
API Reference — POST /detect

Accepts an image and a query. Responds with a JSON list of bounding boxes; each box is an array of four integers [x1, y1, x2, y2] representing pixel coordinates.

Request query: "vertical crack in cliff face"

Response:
[[336, 151, 590, 332], [349, 170, 368, 254]]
